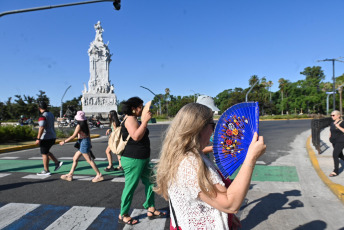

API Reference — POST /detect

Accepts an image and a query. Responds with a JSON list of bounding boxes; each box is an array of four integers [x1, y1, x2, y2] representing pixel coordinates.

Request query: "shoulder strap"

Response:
[[169, 199, 179, 230], [120, 118, 130, 141]]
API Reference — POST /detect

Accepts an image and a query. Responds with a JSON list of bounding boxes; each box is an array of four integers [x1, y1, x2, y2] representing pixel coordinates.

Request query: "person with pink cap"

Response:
[[59, 111, 104, 182]]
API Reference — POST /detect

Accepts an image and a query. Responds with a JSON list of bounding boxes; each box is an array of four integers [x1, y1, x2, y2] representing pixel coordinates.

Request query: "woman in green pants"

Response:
[[118, 97, 166, 225]]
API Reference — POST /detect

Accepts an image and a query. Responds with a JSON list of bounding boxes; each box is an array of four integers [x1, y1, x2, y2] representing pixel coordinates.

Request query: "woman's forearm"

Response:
[[225, 158, 256, 212]]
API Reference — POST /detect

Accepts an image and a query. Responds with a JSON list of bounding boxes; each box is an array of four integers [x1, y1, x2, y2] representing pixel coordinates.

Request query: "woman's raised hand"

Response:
[[246, 132, 266, 162]]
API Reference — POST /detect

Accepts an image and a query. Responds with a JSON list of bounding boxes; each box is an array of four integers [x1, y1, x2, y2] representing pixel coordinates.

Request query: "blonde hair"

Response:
[[154, 103, 217, 200]]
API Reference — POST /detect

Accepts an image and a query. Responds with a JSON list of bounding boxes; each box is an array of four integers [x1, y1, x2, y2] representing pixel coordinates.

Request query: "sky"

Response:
[[1, 0, 344, 106]]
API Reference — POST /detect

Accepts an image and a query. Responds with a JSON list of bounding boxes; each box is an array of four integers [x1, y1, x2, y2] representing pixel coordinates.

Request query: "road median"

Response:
[[0, 134, 100, 154]]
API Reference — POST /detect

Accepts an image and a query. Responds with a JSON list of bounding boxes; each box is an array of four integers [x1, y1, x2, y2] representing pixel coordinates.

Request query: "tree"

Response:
[[278, 78, 289, 115]]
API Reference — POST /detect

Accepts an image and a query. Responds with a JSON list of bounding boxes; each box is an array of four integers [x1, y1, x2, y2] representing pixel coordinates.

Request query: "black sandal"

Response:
[[329, 172, 338, 177], [114, 166, 123, 171], [118, 214, 138, 225], [147, 209, 166, 220], [104, 166, 115, 172]]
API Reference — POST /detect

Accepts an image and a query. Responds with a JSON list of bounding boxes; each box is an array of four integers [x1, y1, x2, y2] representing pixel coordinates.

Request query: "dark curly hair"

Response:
[[121, 97, 143, 115]]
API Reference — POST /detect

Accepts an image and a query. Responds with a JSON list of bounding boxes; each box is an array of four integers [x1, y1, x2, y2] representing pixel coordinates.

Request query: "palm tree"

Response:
[[278, 78, 288, 115], [249, 75, 259, 86], [267, 80, 273, 101]]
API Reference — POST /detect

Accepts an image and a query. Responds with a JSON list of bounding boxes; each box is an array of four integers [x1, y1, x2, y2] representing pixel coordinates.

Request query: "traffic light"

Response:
[[113, 0, 121, 10]]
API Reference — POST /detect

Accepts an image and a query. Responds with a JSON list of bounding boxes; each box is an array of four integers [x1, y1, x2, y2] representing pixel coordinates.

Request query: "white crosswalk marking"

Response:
[[59, 157, 74, 160], [0, 203, 168, 229], [28, 157, 43, 160], [45, 206, 104, 230], [124, 209, 167, 230], [0, 157, 19, 159], [111, 177, 125, 182], [73, 175, 94, 181], [22, 174, 51, 179], [0, 173, 11, 178], [0, 203, 40, 229]]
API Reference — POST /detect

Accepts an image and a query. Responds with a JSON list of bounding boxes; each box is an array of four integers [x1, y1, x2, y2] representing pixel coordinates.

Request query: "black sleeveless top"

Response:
[[330, 120, 344, 143], [121, 119, 150, 159]]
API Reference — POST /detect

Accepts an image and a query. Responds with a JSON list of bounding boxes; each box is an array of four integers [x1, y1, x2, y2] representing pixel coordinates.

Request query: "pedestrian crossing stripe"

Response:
[[0, 203, 169, 230], [0, 173, 10, 178]]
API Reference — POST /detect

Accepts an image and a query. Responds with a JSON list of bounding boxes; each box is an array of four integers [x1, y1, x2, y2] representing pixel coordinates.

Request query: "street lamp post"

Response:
[[140, 86, 161, 115], [0, 0, 119, 17], [318, 57, 344, 111], [246, 78, 260, 102], [337, 83, 344, 116], [60, 85, 72, 118], [326, 92, 335, 116], [190, 90, 196, 103]]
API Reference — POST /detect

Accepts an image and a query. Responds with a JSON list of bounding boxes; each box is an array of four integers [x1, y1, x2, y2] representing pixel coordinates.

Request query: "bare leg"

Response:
[[83, 153, 102, 176], [42, 154, 50, 172], [117, 155, 122, 168], [48, 152, 59, 164], [68, 151, 82, 175], [105, 146, 113, 168]]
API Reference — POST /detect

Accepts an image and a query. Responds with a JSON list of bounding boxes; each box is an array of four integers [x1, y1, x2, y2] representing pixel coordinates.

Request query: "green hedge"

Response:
[[0, 125, 37, 143], [0, 125, 74, 143]]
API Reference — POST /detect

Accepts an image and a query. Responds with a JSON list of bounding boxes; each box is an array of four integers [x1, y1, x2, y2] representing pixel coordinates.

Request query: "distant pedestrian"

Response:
[[59, 111, 103, 183], [118, 97, 166, 225], [155, 103, 266, 230], [104, 110, 123, 172], [36, 101, 63, 175], [329, 110, 344, 177]]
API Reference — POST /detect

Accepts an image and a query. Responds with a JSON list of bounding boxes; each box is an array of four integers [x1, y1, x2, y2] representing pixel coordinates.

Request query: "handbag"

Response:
[[108, 119, 130, 155]]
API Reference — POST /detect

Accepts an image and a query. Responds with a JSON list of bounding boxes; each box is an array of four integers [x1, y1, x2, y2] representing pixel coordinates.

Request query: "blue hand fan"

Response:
[[213, 102, 259, 178]]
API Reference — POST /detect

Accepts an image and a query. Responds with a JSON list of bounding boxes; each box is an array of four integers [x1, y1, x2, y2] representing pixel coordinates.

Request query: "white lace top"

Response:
[[168, 153, 229, 230]]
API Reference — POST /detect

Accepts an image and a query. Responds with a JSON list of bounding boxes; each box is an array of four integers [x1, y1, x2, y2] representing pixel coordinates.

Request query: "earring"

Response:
[[132, 110, 135, 114]]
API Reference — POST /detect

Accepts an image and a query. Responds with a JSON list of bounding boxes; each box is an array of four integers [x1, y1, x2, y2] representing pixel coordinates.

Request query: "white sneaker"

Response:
[[37, 170, 51, 176], [54, 161, 63, 171]]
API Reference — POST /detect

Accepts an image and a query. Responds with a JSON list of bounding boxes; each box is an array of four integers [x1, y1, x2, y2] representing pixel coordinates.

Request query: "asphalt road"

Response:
[[1, 119, 344, 229]]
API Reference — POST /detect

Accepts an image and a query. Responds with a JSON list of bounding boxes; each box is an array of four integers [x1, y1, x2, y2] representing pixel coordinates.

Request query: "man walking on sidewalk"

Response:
[[35, 101, 63, 175]]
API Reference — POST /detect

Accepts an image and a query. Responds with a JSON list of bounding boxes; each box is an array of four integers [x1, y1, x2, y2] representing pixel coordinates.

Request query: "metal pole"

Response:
[[60, 85, 72, 118], [327, 94, 330, 116], [332, 60, 336, 111], [140, 86, 161, 115], [0, 0, 114, 17], [246, 79, 259, 102]]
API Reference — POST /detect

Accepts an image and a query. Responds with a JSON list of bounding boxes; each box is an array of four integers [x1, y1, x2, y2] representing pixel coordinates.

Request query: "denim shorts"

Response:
[[78, 138, 91, 153]]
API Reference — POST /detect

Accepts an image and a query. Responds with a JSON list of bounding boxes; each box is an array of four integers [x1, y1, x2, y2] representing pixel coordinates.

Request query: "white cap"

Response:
[[196, 95, 220, 112]]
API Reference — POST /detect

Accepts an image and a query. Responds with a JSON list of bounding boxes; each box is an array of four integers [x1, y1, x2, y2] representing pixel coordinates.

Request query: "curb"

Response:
[[306, 135, 344, 204], [0, 134, 101, 154]]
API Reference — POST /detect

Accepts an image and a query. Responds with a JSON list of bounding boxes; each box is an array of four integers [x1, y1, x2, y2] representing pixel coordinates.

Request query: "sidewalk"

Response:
[[306, 126, 344, 203]]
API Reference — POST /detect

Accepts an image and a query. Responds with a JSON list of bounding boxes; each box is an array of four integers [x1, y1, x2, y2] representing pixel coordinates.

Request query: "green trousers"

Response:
[[120, 156, 155, 215]]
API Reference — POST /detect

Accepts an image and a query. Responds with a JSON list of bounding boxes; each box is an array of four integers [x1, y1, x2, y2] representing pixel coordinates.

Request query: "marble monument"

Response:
[[82, 21, 118, 117]]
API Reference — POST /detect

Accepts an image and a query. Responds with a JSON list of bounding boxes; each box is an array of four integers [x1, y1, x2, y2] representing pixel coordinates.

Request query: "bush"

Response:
[[0, 125, 37, 143], [55, 128, 74, 138]]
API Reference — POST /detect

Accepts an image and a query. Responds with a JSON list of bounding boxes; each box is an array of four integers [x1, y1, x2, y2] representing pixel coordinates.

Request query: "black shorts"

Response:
[[40, 139, 56, 154]]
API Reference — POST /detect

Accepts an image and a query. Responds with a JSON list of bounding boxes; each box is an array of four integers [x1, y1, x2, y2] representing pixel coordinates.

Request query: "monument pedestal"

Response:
[[82, 93, 117, 117]]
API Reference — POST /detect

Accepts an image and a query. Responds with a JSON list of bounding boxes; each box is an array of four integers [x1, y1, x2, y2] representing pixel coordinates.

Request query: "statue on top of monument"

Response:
[[94, 21, 104, 42]]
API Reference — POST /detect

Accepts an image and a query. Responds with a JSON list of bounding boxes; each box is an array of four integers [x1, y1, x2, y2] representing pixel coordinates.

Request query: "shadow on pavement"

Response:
[[293, 220, 327, 230], [0, 179, 56, 192], [240, 190, 303, 229]]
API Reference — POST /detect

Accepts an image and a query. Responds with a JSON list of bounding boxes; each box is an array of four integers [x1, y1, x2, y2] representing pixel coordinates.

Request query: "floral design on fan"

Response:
[[220, 115, 249, 158]]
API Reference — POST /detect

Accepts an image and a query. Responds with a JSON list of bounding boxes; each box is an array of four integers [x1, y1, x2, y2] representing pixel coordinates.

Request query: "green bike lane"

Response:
[[0, 159, 299, 182]]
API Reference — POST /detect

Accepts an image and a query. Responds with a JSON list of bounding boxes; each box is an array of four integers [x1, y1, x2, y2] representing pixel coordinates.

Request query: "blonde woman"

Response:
[[155, 103, 266, 230], [329, 110, 344, 177]]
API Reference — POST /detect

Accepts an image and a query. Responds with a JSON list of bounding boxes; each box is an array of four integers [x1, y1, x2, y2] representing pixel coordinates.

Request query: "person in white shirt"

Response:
[[155, 103, 266, 230]]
